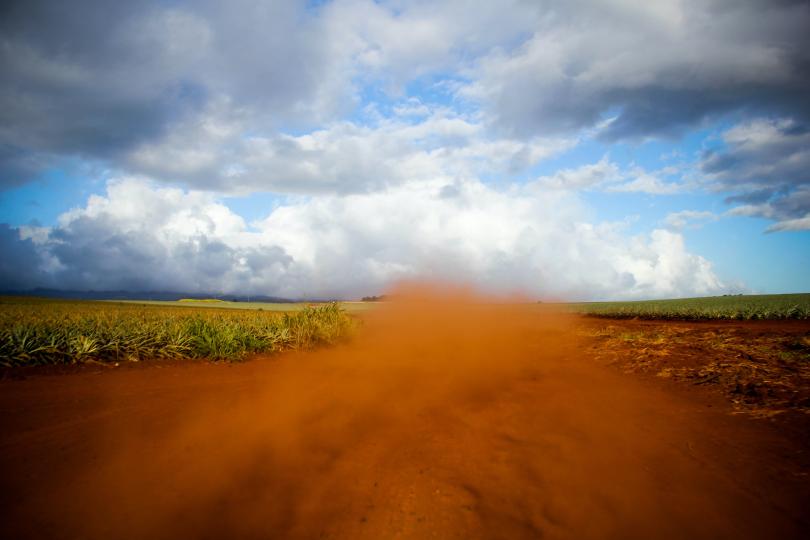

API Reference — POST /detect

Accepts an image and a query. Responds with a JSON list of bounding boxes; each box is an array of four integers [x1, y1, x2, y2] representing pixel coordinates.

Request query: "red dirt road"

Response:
[[1, 297, 808, 539]]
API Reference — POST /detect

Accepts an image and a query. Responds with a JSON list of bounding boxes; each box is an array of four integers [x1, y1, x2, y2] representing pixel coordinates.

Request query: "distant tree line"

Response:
[[361, 295, 387, 302]]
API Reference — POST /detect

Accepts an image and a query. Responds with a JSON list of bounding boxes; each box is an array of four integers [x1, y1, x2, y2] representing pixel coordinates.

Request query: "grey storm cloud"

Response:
[[44, 213, 295, 293], [0, 0, 346, 188], [468, 0, 810, 141], [699, 117, 810, 226], [701, 122, 810, 189], [2, 0, 809, 192], [0, 224, 47, 290], [1, 1, 200, 178]]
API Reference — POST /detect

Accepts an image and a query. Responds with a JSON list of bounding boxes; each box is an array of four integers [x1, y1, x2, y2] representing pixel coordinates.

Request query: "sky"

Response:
[[1, 0, 809, 300]]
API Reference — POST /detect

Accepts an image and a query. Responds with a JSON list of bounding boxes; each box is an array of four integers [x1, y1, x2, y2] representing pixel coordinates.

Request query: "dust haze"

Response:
[[1, 284, 805, 539]]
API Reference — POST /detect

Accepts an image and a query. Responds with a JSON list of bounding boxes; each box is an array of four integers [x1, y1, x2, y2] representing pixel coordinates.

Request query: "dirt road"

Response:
[[1, 295, 808, 539]]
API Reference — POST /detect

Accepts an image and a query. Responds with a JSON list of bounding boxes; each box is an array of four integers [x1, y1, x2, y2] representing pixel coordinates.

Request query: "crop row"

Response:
[[0, 299, 355, 366], [570, 293, 810, 320]]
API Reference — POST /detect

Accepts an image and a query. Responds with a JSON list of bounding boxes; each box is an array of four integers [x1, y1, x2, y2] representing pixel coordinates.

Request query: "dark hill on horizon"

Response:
[[0, 288, 300, 303]]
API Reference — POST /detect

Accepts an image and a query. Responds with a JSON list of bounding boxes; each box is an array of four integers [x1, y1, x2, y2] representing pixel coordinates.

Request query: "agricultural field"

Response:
[[1, 292, 809, 539], [579, 318, 810, 416], [3, 293, 809, 368], [569, 294, 810, 419], [0, 296, 355, 367], [568, 293, 810, 320]]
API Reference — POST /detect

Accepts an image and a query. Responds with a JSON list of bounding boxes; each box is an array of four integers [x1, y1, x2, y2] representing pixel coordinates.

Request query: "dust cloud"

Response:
[[2, 283, 806, 539]]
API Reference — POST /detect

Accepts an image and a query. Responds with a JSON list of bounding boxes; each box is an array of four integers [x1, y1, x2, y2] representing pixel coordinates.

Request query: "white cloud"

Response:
[[608, 170, 683, 195], [534, 157, 620, 191], [664, 210, 718, 231], [766, 215, 810, 233], [125, 105, 574, 194], [534, 158, 684, 195], [6, 0, 549, 192], [322, 0, 541, 91], [11, 176, 725, 300]]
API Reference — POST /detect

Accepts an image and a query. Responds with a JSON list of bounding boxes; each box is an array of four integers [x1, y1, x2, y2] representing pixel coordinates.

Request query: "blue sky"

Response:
[[1, 0, 809, 299]]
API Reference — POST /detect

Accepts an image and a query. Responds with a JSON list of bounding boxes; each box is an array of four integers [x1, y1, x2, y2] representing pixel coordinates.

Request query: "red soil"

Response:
[[1, 291, 808, 539]]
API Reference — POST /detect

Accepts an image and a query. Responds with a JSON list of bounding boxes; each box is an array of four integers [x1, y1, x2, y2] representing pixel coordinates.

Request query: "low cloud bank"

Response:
[[5, 176, 724, 300]]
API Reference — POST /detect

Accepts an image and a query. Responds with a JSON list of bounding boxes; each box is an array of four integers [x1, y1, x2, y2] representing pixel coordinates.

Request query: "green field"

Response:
[[0, 297, 356, 367], [569, 293, 810, 320], [3, 292, 808, 367]]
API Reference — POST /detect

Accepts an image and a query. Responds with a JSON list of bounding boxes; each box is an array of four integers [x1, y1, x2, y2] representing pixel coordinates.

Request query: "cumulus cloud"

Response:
[[36, 179, 295, 293], [2, 177, 725, 300], [701, 118, 810, 230], [463, 0, 810, 140], [125, 104, 573, 194]]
